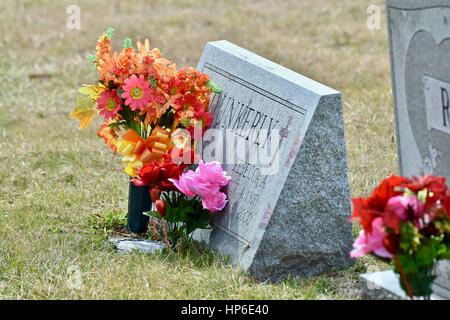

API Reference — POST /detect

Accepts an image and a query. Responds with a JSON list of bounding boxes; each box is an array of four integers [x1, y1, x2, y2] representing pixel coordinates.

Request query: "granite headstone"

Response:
[[194, 40, 353, 282], [362, 0, 450, 299]]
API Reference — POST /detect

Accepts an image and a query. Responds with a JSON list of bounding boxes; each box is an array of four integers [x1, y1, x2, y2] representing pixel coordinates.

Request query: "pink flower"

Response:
[[197, 161, 231, 187], [96, 89, 122, 119], [169, 161, 230, 213], [386, 195, 424, 220], [122, 75, 152, 111], [350, 217, 392, 259], [202, 192, 228, 213], [170, 171, 205, 197]]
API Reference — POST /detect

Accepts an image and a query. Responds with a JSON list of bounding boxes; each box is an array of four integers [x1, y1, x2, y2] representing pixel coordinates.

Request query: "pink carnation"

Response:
[[169, 161, 230, 213], [350, 217, 393, 259]]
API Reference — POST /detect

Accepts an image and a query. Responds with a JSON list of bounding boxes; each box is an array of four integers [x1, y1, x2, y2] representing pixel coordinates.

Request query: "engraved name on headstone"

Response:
[[194, 40, 353, 282]]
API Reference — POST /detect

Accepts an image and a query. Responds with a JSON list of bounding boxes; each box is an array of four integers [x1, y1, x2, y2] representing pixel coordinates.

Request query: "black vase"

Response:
[[127, 182, 151, 233]]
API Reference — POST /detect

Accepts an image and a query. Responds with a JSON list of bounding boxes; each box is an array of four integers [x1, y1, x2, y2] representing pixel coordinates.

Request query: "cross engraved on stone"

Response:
[[279, 116, 293, 143]]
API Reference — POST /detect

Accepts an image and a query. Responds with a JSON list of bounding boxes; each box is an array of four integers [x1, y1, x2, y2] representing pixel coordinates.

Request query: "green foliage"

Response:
[[76, 94, 95, 110], [434, 217, 450, 235], [143, 191, 212, 249], [108, 120, 127, 129], [399, 222, 421, 255], [394, 255, 435, 298], [157, 108, 175, 129], [207, 80, 222, 93], [86, 53, 96, 65], [149, 76, 157, 88], [396, 225, 450, 298], [118, 107, 140, 132], [104, 27, 114, 39], [123, 36, 132, 49]]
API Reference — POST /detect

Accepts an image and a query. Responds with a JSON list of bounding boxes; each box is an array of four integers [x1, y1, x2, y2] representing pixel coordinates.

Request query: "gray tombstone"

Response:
[[194, 40, 353, 282], [362, 0, 450, 299]]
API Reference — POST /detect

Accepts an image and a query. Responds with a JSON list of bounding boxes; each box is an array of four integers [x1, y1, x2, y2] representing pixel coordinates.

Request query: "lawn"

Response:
[[0, 0, 392, 299]]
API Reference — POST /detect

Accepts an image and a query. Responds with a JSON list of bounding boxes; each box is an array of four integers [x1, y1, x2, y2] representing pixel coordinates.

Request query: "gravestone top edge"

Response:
[[387, 0, 450, 10], [202, 40, 340, 97]]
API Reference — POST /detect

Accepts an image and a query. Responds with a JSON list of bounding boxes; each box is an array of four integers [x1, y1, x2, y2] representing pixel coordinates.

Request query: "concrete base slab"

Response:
[[360, 271, 447, 300], [109, 237, 165, 254]]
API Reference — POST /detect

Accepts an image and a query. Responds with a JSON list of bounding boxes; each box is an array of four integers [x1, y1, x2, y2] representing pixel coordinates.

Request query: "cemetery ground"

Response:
[[0, 0, 392, 299]]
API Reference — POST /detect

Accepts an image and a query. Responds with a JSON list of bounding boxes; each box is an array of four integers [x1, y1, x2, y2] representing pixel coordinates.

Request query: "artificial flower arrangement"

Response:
[[351, 175, 450, 299], [71, 28, 229, 249]]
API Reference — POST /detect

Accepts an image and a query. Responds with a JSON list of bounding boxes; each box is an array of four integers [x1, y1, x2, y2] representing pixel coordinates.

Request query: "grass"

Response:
[[0, 0, 393, 299]]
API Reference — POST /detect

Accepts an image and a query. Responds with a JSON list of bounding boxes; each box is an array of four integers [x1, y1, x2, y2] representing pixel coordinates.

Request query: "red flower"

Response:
[[150, 188, 161, 202], [402, 175, 447, 209], [155, 199, 166, 217], [383, 233, 399, 255], [382, 206, 402, 233], [173, 94, 205, 113], [403, 175, 446, 194], [168, 76, 182, 96], [352, 175, 411, 233], [131, 162, 161, 187], [159, 160, 187, 191], [131, 158, 188, 193], [194, 111, 213, 128]]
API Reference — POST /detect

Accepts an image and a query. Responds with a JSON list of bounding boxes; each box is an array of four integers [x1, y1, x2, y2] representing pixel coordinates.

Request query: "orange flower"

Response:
[[117, 47, 138, 79], [97, 120, 119, 152], [172, 94, 207, 128], [144, 101, 171, 125], [177, 67, 211, 99]]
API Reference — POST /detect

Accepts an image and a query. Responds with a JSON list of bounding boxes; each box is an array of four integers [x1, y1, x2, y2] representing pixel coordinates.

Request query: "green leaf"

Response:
[[196, 211, 212, 230], [143, 211, 162, 219], [123, 36, 132, 49], [440, 244, 450, 259], [207, 80, 221, 93], [118, 107, 140, 132], [396, 254, 417, 274], [104, 27, 114, 39], [78, 85, 100, 99], [399, 222, 421, 254], [149, 76, 157, 88], [76, 94, 95, 110], [415, 245, 435, 267], [417, 189, 428, 204], [86, 53, 96, 65], [108, 121, 127, 128], [434, 218, 450, 234]]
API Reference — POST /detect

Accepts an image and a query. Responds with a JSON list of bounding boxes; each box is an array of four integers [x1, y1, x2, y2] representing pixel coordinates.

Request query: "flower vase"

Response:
[[397, 265, 435, 300], [127, 181, 151, 233]]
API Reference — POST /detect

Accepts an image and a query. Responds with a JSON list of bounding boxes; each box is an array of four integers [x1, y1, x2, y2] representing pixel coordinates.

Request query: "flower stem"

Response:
[[394, 255, 414, 300], [162, 218, 170, 251], [152, 219, 158, 241]]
